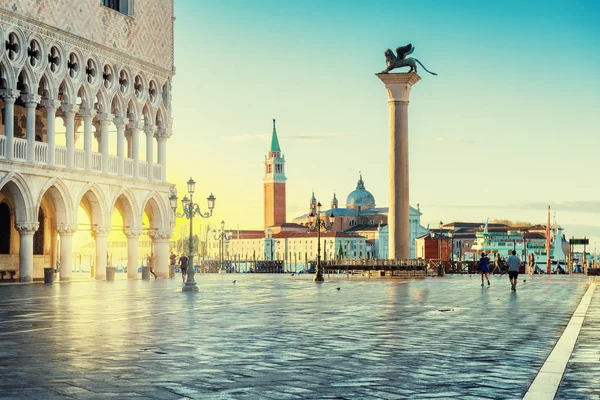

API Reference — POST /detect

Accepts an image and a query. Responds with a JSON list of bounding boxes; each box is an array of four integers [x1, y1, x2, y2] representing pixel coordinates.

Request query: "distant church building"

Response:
[[292, 174, 428, 259], [207, 121, 427, 262]]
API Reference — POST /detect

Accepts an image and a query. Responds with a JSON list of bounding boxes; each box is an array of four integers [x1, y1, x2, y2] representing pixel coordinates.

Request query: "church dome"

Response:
[[346, 174, 375, 210]]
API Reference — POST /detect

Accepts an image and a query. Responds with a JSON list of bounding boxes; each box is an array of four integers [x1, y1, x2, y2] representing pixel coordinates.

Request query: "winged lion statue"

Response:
[[378, 44, 437, 75]]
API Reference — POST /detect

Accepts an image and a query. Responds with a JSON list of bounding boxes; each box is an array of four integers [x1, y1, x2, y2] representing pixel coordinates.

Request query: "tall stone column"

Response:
[[81, 108, 96, 170], [98, 113, 113, 173], [92, 226, 110, 280], [22, 94, 41, 162], [150, 230, 172, 278], [16, 222, 39, 282], [124, 228, 142, 279], [57, 224, 76, 282], [0, 89, 20, 159], [114, 116, 128, 176], [42, 100, 61, 165], [62, 104, 79, 168], [155, 128, 170, 182], [376, 73, 420, 260], [144, 124, 155, 181], [130, 121, 140, 178]]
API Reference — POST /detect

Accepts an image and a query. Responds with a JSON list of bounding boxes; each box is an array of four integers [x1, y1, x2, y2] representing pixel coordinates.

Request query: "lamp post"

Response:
[[170, 177, 215, 292], [308, 201, 335, 282], [438, 221, 443, 264], [213, 220, 232, 272]]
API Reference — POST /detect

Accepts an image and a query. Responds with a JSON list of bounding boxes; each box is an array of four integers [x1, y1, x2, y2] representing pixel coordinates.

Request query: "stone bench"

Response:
[[0, 268, 17, 282]]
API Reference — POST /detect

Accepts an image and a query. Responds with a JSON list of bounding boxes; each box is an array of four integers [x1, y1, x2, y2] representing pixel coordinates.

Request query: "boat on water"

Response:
[[471, 219, 568, 271]]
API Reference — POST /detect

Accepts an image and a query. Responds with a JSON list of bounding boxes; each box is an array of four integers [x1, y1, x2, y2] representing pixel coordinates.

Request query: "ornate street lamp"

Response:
[[213, 220, 232, 272], [170, 177, 215, 292], [448, 230, 454, 263], [308, 201, 335, 282]]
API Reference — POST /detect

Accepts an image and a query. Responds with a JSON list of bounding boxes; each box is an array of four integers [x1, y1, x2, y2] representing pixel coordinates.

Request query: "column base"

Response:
[[20, 276, 32, 283], [182, 282, 199, 292]]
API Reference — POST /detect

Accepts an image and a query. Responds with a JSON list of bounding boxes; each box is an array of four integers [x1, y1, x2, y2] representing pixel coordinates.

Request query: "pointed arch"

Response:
[[0, 59, 16, 89], [109, 187, 140, 230], [141, 103, 155, 127], [75, 82, 93, 109], [126, 99, 140, 124], [59, 79, 77, 106], [17, 66, 35, 95], [36, 178, 74, 226], [110, 93, 126, 118], [155, 106, 167, 129], [140, 191, 168, 231], [0, 172, 35, 222], [75, 183, 108, 227], [37, 73, 57, 100], [95, 88, 110, 114]]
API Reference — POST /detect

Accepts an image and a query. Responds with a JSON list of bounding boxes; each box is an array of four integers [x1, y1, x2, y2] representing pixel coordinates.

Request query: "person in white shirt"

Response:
[[507, 250, 521, 292]]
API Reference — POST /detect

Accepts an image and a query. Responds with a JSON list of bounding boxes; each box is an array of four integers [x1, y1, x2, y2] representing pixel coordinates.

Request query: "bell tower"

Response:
[[264, 119, 286, 229]]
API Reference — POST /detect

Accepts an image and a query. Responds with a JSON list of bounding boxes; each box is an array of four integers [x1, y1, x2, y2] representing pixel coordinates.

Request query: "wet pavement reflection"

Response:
[[0, 274, 590, 399]]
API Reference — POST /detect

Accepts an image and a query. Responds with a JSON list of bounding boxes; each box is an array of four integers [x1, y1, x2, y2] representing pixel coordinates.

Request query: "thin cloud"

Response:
[[425, 137, 475, 144], [225, 132, 344, 143]]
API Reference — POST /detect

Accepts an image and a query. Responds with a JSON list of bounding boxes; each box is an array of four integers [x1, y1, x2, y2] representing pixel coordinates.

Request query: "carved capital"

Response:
[[143, 124, 157, 136], [79, 108, 97, 119], [124, 228, 144, 238], [61, 103, 80, 116], [41, 99, 62, 112], [128, 120, 140, 130], [148, 229, 173, 241], [15, 222, 39, 234], [21, 94, 42, 105], [113, 116, 129, 128], [98, 113, 115, 124], [154, 127, 172, 140], [91, 226, 111, 237], [377, 73, 421, 102], [56, 223, 77, 235], [0, 88, 21, 101]]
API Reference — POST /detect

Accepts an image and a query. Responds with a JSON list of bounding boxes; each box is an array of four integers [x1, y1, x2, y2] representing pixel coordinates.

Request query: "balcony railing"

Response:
[[1, 139, 162, 181]]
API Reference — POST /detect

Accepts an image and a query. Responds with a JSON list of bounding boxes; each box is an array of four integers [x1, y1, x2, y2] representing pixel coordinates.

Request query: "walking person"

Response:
[[478, 252, 491, 286], [507, 250, 521, 291], [178, 253, 189, 282]]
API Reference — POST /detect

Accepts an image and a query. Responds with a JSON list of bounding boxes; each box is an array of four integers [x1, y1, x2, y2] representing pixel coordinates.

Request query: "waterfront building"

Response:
[[0, 1, 175, 281]]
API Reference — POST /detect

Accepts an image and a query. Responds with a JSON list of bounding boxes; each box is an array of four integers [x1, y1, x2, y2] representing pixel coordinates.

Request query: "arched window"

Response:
[[33, 208, 44, 255], [0, 203, 10, 254]]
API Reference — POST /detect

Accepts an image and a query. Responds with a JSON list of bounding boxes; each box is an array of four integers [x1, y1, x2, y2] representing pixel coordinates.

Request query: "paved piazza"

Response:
[[0, 274, 594, 399]]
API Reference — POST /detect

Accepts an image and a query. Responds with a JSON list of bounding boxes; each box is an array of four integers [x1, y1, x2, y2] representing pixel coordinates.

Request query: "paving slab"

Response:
[[0, 274, 591, 399]]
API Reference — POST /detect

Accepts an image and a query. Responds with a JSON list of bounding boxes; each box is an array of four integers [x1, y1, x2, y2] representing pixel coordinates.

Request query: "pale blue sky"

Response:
[[167, 0, 600, 248]]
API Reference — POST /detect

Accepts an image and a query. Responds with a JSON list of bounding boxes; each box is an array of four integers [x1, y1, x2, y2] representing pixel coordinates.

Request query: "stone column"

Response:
[[16, 222, 39, 282], [81, 108, 96, 170], [42, 100, 61, 165], [150, 230, 172, 278], [130, 121, 140, 178], [114, 116, 128, 176], [56, 224, 76, 282], [98, 113, 113, 173], [124, 228, 142, 279], [144, 124, 155, 181], [62, 104, 79, 168], [0, 89, 20, 159], [376, 73, 420, 260], [22, 94, 41, 162], [92, 226, 110, 280], [155, 128, 170, 182]]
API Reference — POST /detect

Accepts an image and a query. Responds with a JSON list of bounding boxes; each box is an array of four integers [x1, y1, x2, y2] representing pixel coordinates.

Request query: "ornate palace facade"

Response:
[[0, 0, 175, 281]]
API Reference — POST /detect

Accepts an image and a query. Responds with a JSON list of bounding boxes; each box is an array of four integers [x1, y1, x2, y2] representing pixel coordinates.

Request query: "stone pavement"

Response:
[[0, 274, 592, 399], [556, 280, 600, 399]]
